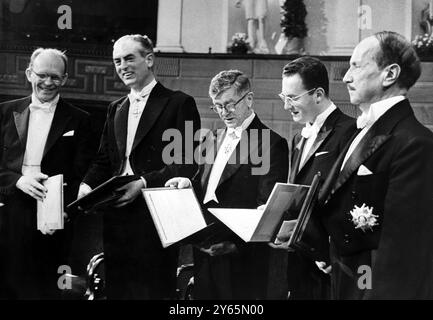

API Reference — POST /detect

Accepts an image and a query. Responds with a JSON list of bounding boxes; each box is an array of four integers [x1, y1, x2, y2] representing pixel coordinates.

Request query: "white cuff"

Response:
[[140, 176, 147, 188], [79, 182, 92, 194]]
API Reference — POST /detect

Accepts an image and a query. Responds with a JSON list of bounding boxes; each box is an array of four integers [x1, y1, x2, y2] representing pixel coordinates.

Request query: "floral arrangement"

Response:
[[230, 32, 249, 54], [280, 0, 308, 39], [412, 33, 433, 56]]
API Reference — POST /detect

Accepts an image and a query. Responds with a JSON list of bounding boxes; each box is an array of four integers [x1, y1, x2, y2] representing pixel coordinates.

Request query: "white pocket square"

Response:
[[63, 130, 74, 137], [357, 164, 373, 176], [315, 151, 329, 157]]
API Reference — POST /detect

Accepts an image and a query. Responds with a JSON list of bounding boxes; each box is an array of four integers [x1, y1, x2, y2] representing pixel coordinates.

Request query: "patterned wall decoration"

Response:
[[1, 51, 432, 141]]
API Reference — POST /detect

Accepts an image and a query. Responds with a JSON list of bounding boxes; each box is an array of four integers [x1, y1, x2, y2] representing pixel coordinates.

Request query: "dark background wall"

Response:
[[1, 51, 432, 138]]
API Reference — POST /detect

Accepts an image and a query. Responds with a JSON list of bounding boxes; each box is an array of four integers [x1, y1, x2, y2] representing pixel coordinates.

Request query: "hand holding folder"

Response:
[[268, 219, 297, 250], [37, 174, 64, 233], [66, 175, 139, 214]]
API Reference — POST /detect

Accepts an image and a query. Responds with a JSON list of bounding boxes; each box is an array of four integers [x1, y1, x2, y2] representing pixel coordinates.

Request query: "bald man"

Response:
[[0, 48, 94, 299]]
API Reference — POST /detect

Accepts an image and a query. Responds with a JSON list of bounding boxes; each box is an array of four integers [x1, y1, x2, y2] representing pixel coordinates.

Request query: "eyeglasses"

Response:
[[210, 91, 250, 113], [278, 88, 316, 105], [31, 70, 65, 85]]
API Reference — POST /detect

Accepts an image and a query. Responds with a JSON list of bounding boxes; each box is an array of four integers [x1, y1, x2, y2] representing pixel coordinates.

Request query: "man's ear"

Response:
[[146, 53, 155, 69], [314, 87, 325, 103], [382, 63, 400, 87], [60, 73, 69, 86], [246, 91, 254, 108], [25, 68, 32, 82]]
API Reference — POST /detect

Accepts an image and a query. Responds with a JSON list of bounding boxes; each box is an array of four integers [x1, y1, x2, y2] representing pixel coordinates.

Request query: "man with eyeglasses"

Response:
[[78, 34, 201, 299], [166, 70, 288, 299], [271, 57, 356, 300], [0, 48, 94, 299]]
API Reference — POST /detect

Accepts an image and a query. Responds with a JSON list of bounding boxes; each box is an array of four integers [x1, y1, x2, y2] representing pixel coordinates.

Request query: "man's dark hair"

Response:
[[374, 31, 421, 90], [282, 56, 329, 96]]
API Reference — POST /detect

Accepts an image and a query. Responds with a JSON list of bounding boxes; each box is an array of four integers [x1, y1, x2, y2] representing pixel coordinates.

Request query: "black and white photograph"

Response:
[[0, 0, 432, 308]]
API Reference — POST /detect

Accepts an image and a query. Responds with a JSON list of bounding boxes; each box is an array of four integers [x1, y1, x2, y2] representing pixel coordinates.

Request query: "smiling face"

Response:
[[281, 74, 318, 124], [343, 37, 384, 105], [25, 52, 67, 103], [212, 87, 253, 128], [113, 38, 154, 91]]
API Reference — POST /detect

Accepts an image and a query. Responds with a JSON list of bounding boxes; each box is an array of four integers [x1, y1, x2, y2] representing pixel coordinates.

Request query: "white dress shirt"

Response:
[[299, 103, 337, 169], [78, 82, 157, 195], [341, 95, 406, 170], [121, 79, 157, 176], [203, 112, 256, 204], [22, 94, 59, 176]]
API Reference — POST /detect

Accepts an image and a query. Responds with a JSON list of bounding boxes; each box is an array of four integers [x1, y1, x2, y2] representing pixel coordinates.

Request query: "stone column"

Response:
[[155, 0, 185, 52]]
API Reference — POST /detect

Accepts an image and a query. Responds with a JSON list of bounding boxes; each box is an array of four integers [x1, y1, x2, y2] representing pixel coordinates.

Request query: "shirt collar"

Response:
[[311, 102, 337, 130], [227, 111, 256, 138], [359, 95, 406, 128], [30, 93, 59, 113], [129, 79, 157, 103], [301, 103, 336, 138]]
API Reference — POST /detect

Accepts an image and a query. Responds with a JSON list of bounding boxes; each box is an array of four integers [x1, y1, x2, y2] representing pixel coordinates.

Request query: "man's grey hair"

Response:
[[209, 70, 251, 98], [113, 34, 154, 57], [28, 48, 68, 74]]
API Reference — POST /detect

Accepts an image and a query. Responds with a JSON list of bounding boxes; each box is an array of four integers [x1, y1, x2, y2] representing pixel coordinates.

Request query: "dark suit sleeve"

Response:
[[82, 103, 116, 188], [256, 135, 289, 206], [0, 109, 22, 198], [65, 111, 97, 205], [142, 95, 201, 187], [364, 135, 433, 299]]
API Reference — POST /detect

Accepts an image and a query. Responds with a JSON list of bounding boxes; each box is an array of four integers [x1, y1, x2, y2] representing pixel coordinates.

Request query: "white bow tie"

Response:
[[356, 112, 375, 129], [29, 103, 55, 113], [301, 124, 319, 139], [128, 92, 149, 104], [227, 128, 242, 139]]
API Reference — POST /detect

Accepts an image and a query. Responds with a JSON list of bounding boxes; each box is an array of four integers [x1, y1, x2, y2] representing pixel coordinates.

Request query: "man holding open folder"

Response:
[[279, 32, 433, 299], [78, 35, 201, 299], [166, 70, 288, 299], [276, 57, 356, 300]]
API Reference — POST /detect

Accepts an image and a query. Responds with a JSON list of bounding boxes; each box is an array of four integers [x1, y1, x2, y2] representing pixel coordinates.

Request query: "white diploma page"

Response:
[[207, 208, 262, 242], [37, 174, 64, 231], [208, 183, 310, 243], [142, 187, 207, 248]]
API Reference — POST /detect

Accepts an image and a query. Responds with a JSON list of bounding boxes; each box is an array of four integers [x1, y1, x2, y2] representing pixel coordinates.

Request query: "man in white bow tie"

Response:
[[166, 70, 288, 299], [272, 57, 356, 300], [79, 34, 201, 299], [0, 48, 94, 299], [313, 31, 433, 299]]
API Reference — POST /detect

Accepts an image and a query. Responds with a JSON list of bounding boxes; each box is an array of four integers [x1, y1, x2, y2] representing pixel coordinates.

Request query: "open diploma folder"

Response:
[[208, 183, 310, 243], [66, 175, 138, 213], [142, 187, 208, 248], [37, 174, 64, 231], [287, 173, 329, 260]]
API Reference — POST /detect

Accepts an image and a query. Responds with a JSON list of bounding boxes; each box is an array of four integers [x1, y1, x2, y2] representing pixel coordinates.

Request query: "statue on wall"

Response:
[[420, 2, 433, 35], [235, 0, 269, 54]]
